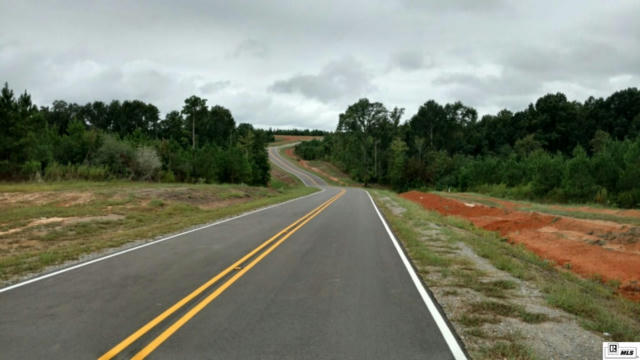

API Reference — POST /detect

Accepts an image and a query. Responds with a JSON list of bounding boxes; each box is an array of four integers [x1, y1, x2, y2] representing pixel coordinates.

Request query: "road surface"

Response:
[[0, 145, 466, 359], [268, 144, 327, 187]]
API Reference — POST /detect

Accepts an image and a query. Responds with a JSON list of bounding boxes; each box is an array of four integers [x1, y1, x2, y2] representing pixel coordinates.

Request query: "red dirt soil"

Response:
[[283, 148, 345, 185], [453, 192, 640, 220], [401, 191, 640, 301]]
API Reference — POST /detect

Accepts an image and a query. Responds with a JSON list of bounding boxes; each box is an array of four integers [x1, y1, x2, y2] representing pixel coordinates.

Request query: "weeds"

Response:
[[0, 181, 317, 282], [373, 189, 640, 342]]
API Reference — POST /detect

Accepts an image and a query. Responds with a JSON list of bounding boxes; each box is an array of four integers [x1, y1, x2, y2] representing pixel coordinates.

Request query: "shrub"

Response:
[[133, 146, 161, 180], [44, 162, 66, 181], [77, 164, 109, 181], [21, 160, 41, 179], [594, 187, 608, 205], [94, 136, 134, 177], [617, 190, 640, 209], [160, 169, 176, 183]]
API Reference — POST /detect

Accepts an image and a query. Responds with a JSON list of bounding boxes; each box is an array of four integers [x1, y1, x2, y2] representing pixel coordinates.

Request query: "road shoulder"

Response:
[[370, 189, 607, 360]]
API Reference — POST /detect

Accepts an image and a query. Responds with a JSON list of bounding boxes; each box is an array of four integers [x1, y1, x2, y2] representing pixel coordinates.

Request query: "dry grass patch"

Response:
[[0, 181, 316, 283]]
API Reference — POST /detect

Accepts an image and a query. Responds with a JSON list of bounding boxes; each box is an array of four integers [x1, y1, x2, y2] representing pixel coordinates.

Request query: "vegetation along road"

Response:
[[0, 146, 466, 359]]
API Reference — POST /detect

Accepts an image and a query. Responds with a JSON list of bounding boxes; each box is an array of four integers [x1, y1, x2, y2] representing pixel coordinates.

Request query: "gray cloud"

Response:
[[199, 80, 230, 94], [231, 39, 269, 59], [433, 69, 542, 107], [269, 57, 374, 103], [505, 39, 640, 86], [1, 0, 638, 128], [399, 0, 508, 13], [389, 51, 430, 71]]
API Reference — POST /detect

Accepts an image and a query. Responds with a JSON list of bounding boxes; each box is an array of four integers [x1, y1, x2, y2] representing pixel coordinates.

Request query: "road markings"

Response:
[[366, 191, 468, 360], [269, 147, 322, 187], [0, 188, 325, 295], [100, 189, 345, 360], [269, 147, 316, 185]]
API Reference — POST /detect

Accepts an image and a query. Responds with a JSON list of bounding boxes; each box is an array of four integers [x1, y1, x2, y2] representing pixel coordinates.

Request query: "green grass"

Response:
[[277, 147, 356, 187], [470, 300, 548, 324], [458, 314, 501, 327], [269, 162, 304, 189], [305, 159, 360, 186], [371, 189, 640, 341], [482, 341, 536, 360], [0, 180, 317, 282]]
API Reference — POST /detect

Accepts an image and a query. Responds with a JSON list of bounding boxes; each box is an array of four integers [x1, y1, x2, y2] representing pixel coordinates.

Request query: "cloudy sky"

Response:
[[1, 0, 638, 130]]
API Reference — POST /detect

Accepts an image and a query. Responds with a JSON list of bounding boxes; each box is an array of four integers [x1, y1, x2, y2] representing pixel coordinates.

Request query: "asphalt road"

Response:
[[0, 145, 465, 359], [268, 144, 327, 187]]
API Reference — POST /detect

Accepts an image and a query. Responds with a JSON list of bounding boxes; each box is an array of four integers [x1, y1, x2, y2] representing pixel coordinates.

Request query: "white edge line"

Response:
[[0, 188, 326, 294], [269, 151, 315, 186], [366, 191, 467, 360], [268, 146, 325, 187]]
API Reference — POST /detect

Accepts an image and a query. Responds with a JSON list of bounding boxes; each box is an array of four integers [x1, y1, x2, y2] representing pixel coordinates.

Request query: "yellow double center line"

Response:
[[99, 189, 345, 360]]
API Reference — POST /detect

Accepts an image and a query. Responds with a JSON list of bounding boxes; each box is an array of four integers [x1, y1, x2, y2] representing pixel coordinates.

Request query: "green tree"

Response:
[[389, 137, 408, 191], [181, 95, 208, 149], [562, 146, 597, 201]]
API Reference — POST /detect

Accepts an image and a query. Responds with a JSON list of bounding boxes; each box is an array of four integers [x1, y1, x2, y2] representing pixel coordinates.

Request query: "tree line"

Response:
[[0, 83, 269, 185], [295, 88, 640, 208], [266, 128, 328, 137]]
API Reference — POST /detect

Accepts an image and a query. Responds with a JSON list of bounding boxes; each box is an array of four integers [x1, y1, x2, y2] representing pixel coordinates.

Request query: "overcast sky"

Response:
[[1, 0, 638, 130]]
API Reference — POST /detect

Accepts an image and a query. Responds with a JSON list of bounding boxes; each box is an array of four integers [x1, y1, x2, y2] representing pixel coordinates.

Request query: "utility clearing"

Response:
[[401, 191, 640, 301]]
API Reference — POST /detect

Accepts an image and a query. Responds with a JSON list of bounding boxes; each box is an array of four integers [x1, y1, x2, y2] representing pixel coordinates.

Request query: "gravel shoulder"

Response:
[[371, 190, 629, 360]]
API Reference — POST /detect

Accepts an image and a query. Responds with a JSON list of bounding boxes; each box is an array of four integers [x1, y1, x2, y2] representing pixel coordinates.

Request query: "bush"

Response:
[[94, 136, 134, 177], [77, 164, 109, 181], [594, 187, 608, 205], [44, 162, 66, 181], [617, 190, 640, 208], [21, 160, 41, 179], [133, 146, 161, 180], [160, 170, 176, 183], [44, 162, 109, 181]]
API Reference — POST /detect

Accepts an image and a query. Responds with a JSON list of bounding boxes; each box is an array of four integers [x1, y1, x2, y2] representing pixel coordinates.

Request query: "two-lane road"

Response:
[[268, 144, 327, 187], [0, 145, 466, 359]]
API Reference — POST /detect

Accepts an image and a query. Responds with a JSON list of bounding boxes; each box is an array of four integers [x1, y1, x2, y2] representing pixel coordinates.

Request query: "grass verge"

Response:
[[371, 189, 640, 358], [278, 146, 359, 187], [0, 180, 317, 283]]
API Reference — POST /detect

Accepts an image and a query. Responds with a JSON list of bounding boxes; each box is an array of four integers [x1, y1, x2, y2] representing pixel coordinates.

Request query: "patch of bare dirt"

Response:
[[378, 195, 604, 360], [401, 191, 640, 301], [271, 166, 298, 186], [197, 198, 249, 210], [452, 192, 640, 220], [0, 191, 94, 207], [0, 215, 124, 237], [284, 148, 345, 185], [113, 188, 254, 209]]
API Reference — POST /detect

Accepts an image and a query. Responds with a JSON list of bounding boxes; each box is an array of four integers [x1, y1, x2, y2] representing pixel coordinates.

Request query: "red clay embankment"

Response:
[[401, 191, 640, 301]]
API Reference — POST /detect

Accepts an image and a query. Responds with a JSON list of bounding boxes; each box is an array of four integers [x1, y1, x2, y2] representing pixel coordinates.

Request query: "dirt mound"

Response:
[[401, 191, 640, 301]]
